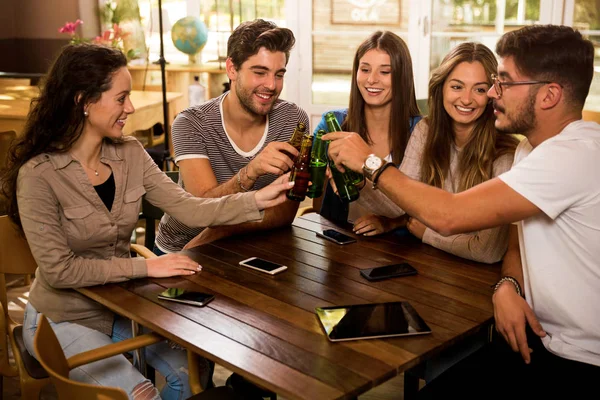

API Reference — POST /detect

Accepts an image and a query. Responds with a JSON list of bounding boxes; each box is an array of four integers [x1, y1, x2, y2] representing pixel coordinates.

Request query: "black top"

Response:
[[93, 173, 115, 211]]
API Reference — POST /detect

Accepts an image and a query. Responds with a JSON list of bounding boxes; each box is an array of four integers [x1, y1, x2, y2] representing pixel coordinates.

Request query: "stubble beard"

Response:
[[496, 91, 537, 135], [236, 79, 276, 117]]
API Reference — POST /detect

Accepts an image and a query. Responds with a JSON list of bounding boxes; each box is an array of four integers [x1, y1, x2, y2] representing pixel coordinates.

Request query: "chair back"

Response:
[[34, 314, 128, 400], [0, 215, 38, 276], [0, 130, 16, 168], [0, 215, 37, 321], [140, 171, 178, 249]]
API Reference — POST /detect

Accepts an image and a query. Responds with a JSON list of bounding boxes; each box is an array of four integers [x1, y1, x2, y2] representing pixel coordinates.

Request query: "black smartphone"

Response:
[[316, 229, 357, 245], [157, 288, 215, 307], [360, 263, 418, 281], [239, 257, 288, 275]]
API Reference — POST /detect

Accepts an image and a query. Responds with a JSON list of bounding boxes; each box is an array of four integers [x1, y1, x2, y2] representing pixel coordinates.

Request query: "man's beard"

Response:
[[494, 91, 537, 135], [236, 79, 276, 117]]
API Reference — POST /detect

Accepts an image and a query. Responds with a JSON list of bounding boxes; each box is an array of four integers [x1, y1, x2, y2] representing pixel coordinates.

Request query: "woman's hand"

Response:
[[353, 214, 406, 236], [407, 217, 427, 240], [254, 173, 294, 210], [146, 254, 201, 278]]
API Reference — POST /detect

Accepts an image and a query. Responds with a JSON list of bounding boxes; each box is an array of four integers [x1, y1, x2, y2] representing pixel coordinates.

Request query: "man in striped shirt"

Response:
[[155, 19, 309, 254]]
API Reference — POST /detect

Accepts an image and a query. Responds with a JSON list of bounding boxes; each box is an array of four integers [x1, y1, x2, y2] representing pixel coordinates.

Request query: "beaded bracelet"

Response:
[[494, 276, 523, 297], [237, 166, 253, 192]]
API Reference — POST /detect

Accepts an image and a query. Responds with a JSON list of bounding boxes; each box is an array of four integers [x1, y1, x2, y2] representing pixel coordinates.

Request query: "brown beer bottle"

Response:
[[287, 134, 313, 202], [287, 122, 307, 152]]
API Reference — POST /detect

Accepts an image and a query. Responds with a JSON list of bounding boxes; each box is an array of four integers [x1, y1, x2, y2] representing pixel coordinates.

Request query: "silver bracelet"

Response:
[[494, 276, 523, 297], [237, 166, 253, 192]]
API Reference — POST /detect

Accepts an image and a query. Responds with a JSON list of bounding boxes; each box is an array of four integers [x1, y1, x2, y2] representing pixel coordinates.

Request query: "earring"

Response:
[[84, 111, 89, 117]]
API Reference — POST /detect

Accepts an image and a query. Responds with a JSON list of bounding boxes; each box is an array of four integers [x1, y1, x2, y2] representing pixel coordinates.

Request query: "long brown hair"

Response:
[[421, 42, 518, 192], [342, 31, 420, 165], [0, 44, 127, 228]]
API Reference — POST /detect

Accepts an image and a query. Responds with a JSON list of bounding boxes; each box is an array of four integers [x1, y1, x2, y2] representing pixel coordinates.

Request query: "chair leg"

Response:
[[23, 274, 31, 286], [19, 377, 49, 400]]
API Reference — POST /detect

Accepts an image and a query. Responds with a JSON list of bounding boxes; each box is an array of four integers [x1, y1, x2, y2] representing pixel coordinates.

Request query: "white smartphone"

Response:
[[239, 257, 288, 275]]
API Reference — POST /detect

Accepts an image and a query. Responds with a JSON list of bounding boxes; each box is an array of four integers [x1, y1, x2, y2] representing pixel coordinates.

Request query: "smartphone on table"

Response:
[[360, 263, 418, 281], [316, 229, 357, 245], [239, 257, 288, 275], [157, 288, 215, 307]]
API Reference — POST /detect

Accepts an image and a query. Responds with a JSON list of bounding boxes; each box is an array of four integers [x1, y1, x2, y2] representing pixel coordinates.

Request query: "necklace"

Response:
[[71, 154, 100, 176]]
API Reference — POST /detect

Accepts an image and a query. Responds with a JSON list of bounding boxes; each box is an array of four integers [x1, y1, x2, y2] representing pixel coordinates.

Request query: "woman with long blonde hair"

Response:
[[399, 42, 519, 262]]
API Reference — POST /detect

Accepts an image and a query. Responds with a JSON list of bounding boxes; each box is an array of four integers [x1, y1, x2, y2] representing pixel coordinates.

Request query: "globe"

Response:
[[171, 16, 208, 56]]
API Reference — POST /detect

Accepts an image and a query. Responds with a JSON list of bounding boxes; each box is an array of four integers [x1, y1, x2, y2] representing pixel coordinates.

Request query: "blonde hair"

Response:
[[421, 42, 518, 192]]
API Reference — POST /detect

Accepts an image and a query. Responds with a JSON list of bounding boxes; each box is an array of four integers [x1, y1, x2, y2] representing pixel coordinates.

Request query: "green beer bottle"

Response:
[[306, 129, 328, 199], [287, 134, 313, 202], [329, 155, 360, 203], [324, 112, 365, 187]]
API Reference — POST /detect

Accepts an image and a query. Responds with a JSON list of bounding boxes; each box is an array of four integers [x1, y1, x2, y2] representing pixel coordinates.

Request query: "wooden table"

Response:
[[79, 213, 500, 399], [0, 85, 182, 138]]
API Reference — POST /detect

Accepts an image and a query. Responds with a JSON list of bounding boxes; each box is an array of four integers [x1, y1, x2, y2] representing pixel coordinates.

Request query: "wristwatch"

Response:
[[362, 154, 384, 181]]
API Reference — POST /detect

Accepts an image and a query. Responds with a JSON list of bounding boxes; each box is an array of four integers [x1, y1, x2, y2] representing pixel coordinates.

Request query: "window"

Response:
[[137, 0, 285, 65], [311, 0, 411, 107], [573, 0, 600, 110]]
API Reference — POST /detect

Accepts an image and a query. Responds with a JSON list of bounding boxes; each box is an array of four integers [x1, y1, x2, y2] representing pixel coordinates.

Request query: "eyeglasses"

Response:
[[490, 74, 552, 97]]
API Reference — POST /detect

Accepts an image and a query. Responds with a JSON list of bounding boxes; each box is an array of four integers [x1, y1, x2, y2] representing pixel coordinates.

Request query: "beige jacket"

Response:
[[17, 137, 262, 334]]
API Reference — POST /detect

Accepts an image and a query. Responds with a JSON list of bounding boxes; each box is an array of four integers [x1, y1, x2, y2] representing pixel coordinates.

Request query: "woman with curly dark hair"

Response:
[[1, 43, 291, 399]]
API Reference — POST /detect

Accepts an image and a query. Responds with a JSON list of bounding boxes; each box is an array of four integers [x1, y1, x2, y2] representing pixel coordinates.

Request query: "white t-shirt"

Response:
[[499, 120, 600, 366]]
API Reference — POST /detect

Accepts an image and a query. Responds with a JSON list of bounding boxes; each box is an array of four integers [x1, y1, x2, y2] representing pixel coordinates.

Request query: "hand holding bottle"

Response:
[[247, 142, 299, 177], [322, 131, 372, 173], [254, 173, 295, 210]]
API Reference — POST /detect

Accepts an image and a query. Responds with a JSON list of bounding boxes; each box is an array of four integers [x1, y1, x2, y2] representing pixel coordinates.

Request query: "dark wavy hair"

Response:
[[342, 31, 420, 165], [227, 19, 295, 68], [0, 43, 127, 227]]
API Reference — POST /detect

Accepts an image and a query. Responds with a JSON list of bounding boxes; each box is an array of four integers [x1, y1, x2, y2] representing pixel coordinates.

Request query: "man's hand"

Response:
[[493, 282, 546, 364], [353, 214, 404, 236], [247, 142, 299, 178], [146, 254, 201, 277], [407, 217, 426, 239], [321, 131, 371, 173]]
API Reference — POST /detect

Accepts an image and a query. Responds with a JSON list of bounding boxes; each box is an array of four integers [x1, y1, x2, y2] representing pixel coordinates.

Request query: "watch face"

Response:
[[366, 156, 383, 170]]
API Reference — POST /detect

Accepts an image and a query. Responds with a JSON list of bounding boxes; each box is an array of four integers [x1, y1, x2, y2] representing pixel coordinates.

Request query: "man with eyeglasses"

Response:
[[323, 24, 599, 396]]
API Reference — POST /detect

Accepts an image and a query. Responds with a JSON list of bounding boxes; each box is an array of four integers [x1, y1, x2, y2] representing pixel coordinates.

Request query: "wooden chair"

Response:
[[582, 109, 600, 124], [0, 215, 49, 399], [35, 313, 241, 400]]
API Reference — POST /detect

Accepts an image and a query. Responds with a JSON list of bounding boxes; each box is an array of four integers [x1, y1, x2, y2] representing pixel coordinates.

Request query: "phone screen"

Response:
[[321, 229, 356, 244], [363, 263, 417, 280], [158, 288, 214, 305], [242, 258, 284, 272]]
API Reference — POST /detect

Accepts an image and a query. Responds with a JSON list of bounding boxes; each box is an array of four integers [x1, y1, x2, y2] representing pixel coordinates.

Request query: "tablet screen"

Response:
[[315, 301, 431, 341]]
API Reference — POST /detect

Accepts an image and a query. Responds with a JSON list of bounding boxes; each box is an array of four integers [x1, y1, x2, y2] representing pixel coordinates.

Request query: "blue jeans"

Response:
[[23, 302, 200, 400]]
